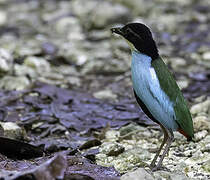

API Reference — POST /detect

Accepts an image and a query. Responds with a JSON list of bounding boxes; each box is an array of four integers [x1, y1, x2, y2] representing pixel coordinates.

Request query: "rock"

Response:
[[0, 11, 6, 25], [87, 30, 110, 41], [0, 122, 27, 140], [194, 96, 207, 103], [202, 52, 210, 61], [121, 168, 154, 180], [194, 130, 208, 141], [38, 75, 65, 86], [0, 48, 13, 74], [190, 98, 210, 115], [119, 123, 146, 140], [119, 123, 145, 136], [176, 79, 189, 90], [14, 64, 37, 78], [201, 159, 210, 173], [0, 0, 6, 4], [82, 58, 128, 74], [116, 0, 155, 16], [72, 0, 130, 29], [170, 57, 187, 69], [153, 170, 190, 180], [24, 56, 51, 74], [152, 14, 179, 33], [93, 89, 117, 100], [14, 42, 42, 57], [201, 136, 210, 153], [55, 16, 84, 41], [201, 135, 210, 144], [0, 76, 30, 90], [193, 115, 210, 132], [100, 142, 124, 156], [66, 76, 81, 87], [96, 146, 149, 173], [41, 42, 58, 55], [105, 129, 119, 140], [58, 45, 88, 66]]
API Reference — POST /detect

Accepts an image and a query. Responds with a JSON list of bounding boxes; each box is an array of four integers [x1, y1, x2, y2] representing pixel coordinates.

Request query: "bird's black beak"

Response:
[[111, 27, 123, 36]]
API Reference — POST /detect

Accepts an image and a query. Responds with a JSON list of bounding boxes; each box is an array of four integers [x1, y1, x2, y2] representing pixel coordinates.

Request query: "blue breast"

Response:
[[131, 51, 178, 131]]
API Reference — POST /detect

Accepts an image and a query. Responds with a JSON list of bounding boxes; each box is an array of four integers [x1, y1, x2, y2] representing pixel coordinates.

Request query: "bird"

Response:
[[111, 23, 194, 171]]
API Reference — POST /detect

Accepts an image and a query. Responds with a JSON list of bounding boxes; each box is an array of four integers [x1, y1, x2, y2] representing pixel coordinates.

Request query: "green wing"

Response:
[[151, 57, 194, 138]]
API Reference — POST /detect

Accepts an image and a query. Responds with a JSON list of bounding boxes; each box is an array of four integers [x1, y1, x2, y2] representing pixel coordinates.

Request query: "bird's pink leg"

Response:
[[152, 128, 174, 171]]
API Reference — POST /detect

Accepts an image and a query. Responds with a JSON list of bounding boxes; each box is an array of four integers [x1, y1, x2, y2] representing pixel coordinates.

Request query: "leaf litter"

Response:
[[0, 82, 152, 180]]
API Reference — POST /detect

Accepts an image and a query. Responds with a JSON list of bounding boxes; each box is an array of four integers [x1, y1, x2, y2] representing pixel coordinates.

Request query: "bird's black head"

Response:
[[111, 23, 159, 60]]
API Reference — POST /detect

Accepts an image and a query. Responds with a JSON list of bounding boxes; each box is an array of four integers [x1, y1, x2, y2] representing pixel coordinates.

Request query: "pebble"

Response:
[[0, 48, 13, 73], [194, 130, 208, 141], [100, 142, 125, 156], [153, 170, 190, 180], [93, 89, 117, 100], [202, 52, 210, 61], [24, 56, 51, 73], [72, 0, 130, 29], [190, 98, 210, 115], [0, 122, 27, 140], [201, 159, 210, 173], [55, 16, 84, 41], [121, 168, 155, 180], [170, 57, 187, 69], [193, 115, 210, 132], [0, 76, 30, 90], [0, 11, 6, 25]]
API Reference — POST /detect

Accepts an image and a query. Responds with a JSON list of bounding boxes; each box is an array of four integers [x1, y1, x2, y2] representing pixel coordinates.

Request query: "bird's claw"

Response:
[[150, 165, 170, 172], [149, 163, 156, 170]]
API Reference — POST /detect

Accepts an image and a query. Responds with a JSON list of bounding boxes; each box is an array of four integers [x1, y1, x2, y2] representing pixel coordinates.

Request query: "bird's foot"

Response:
[[149, 162, 156, 170], [150, 165, 170, 172]]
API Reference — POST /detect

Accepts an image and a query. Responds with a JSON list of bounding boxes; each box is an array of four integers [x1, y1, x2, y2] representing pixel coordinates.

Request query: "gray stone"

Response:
[[193, 115, 210, 132], [0, 11, 6, 25], [153, 170, 190, 180], [202, 159, 210, 173], [0, 76, 30, 90], [93, 89, 117, 100], [0, 48, 13, 74], [65, 76, 81, 87], [119, 123, 146, 140], [14, 64, 37, 79], [119, 123, 145, 136], [170, 57, 187, 69], [0, 122, 27, 140], [72, 0, 130, 29], [100, 142, 124, 156], [190, 98, 210, 115], [114, 0, 153, 16], [121, 168, 155, 180], [14, 42, 42, 57], [55, 16, 84, 41], [202, 52, 210, 61], [58, 45, 88, 66], [176, 79, 189, 90], [24, 56, 51, 74], [194, 130, 208, 141], [82, 58, 128, 74], [97, 145, 150, 173]]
